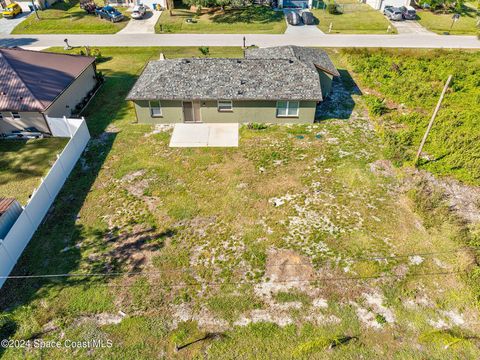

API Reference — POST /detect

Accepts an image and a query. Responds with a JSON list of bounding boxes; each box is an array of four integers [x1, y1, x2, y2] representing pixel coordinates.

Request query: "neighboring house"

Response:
[[278, 0, 313, 9], [126, 46, 339, 125], [0, 48, 97, 136], [1, 0, 58, 11], [365, 0, 410, 10], [0, 198, 21, 239], [107, 0, 166, 9]]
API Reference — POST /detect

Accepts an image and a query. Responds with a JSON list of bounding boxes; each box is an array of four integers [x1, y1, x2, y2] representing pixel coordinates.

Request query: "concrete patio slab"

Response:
[[170, 123, 239, 148]]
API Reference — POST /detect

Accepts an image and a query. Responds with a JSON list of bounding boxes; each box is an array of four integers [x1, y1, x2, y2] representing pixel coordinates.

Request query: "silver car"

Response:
[[384, 6, 404, 21], [131, 5, 147, 20]]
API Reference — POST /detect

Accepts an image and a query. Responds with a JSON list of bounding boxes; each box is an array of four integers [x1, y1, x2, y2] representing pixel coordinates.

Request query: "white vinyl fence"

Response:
[[0, 117, 90, 289]]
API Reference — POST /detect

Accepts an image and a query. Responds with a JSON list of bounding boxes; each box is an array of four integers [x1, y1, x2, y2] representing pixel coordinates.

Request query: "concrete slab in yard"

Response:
[[170, 123, 239, 148]]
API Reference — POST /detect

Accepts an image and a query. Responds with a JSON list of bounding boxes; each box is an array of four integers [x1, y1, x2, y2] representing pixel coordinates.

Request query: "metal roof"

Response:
[[0, 198, 16, 216], [0, 48, 95, 112], [126, 46, 339, 102]]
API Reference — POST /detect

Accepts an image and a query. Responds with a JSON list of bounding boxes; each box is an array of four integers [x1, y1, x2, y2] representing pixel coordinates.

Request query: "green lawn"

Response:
[[312, 0, 397, 34], [417, 5, 479, 35], [155, 4, 286, 34], [0, 138, 68, 205], [0, 47, 479, 359], [11, 0, 130, 34]]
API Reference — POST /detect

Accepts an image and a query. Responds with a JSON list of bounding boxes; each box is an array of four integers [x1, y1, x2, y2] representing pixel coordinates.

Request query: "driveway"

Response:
[[0, 12, 30, 35], [283, 9, 324, 35], [170, 123, 239, 148], [393, 20, 434, 35], [118, 10, 161, 34]]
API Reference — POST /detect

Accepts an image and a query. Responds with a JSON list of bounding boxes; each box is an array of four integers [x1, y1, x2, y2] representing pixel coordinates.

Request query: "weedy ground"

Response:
[[0, 47, 479, 359]]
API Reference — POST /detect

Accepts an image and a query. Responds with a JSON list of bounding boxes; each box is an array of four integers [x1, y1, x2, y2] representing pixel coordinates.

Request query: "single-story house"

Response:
[[1, 0, 58, 11], [0, 198, 21, 239], [126, 46, 340, 125], [0, 48, 97, 136], [365, 0, 410, 10]]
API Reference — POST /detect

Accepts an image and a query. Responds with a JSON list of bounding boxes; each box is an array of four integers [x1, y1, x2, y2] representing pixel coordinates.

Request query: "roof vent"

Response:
[[289, 60, 294, 64], [0, 91, 5, 96], [240, 79, 246, 85], [237, 60, 242, 64], [184, 59, 191, 64], [237, 90, 244, 95]]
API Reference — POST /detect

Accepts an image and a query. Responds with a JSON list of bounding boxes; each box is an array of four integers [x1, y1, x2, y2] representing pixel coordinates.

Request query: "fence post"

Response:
[[65, 116, 73, 138]]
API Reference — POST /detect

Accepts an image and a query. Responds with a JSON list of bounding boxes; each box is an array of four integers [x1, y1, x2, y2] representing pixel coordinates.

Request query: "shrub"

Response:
[[247, 123, 269, 130], [326, 2, 341, 14], [364, 95, 388, 116], [199, 46, 210, 56]]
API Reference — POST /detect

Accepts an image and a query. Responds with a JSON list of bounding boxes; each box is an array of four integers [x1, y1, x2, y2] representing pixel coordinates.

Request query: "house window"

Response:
[[217, 100, 233, 112], [11, 112, 21, 119], [149, 101, 162, 117], [276, 101, 299, 117]]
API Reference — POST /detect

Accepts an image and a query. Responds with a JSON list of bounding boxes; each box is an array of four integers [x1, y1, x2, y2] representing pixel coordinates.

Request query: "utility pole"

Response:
[[31, 0, 39, 20], [414, 75, 452, 166]]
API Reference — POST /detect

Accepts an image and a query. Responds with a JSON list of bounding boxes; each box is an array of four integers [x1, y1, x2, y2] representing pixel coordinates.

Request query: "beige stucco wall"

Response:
[[133, 100, 317, 124], [0, 112, 49, 134], [45, 64, 97, 118], [318, 71, 334, 98]]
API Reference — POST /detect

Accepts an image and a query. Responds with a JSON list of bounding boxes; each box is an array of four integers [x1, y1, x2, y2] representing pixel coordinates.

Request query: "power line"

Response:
[[52, 270, 469, 289], [1, 246, 475, 280]]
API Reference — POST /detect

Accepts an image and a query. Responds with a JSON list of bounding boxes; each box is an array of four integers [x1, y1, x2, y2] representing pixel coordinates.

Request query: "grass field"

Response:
[[416, 5, 479, 35], [12, 0, 130, 34], [312, 0, 397, 34], [155, 4, 286, 34], [341, 48, 480, 185], [0, 47, 479, 359], [0, 138, 68, 205]]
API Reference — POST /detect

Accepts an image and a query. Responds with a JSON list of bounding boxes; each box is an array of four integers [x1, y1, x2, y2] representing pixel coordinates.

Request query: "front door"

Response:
[[183, 101, 202, 123]]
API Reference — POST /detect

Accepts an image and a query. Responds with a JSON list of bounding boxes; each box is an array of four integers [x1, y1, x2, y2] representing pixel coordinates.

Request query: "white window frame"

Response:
[[149, 101, 162, 117], [276, 101, 299, 118], [11, 112, 21, 119], [217, 100, 233, 112]]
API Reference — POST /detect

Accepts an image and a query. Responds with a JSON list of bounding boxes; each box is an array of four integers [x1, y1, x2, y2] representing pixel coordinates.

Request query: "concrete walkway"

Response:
[[170, 123, 239, 148], [0, 12, 30, 35], [118, 10, 162, 34], [1, 32, 478, 50]]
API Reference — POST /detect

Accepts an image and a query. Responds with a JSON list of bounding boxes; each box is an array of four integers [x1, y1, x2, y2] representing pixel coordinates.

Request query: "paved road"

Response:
[[1, 32, 478, 50]]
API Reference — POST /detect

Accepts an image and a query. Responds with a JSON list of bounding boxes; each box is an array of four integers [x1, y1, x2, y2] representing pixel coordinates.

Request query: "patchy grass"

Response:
[[0, 47, 479, 359], [312, 0, 397, 34], [341, 48, 480, 185], [155, 4, 286, 34], [11, 0, 130, 34], [0, 138, 68, 205], [417, 6, 479, 35]]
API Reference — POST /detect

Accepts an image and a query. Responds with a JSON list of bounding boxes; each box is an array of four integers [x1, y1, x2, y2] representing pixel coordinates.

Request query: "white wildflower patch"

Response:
[[409, 255, 424, 265]]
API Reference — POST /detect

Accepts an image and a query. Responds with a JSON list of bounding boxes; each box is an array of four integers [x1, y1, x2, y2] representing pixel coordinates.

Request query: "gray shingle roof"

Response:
[[0, 48, 95, 112], [245, 46, 340, 77], [126, 46, 339, 102]]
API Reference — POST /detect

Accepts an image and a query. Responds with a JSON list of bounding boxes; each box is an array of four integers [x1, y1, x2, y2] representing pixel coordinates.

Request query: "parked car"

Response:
[[95, 6, 124, 22], [2, 3, 22, 19], [384, 6, 404, 21], [131, 5, 147, 20], [400, 5, 417, 20], [301, 10, 316, 25], [286, 12, 302, 26]]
